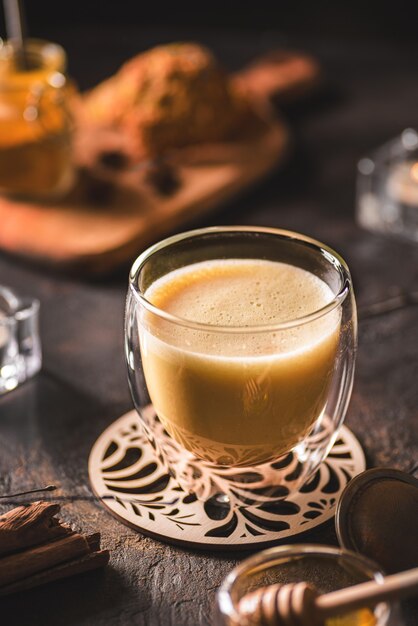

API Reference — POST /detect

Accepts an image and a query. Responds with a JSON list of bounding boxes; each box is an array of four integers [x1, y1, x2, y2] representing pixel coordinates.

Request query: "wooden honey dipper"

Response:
[[238, 566, 418, 625]]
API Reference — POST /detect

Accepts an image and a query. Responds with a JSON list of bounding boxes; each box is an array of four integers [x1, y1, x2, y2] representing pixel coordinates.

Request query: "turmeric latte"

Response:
[[140, 259, 340, 466]]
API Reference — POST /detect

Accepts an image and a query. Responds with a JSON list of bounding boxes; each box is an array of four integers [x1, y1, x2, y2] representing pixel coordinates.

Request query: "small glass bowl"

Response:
[[0, 286, 41, 394], [217, 544, 390, 626], [356, 128, 418, 243]]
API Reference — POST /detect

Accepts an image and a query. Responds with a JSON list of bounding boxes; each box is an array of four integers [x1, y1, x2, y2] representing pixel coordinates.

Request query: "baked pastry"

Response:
[[82, 42, 253, 158]]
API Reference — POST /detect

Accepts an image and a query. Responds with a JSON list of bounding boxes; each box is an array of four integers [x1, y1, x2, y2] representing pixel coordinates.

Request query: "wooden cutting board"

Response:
[[0, 51, 320, 274]]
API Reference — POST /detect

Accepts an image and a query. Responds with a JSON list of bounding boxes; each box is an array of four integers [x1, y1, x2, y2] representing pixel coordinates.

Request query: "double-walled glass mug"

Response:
[[125, 227, 357, 506]]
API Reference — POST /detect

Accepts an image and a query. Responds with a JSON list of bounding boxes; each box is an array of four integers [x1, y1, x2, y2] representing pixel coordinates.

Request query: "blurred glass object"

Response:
[[0, 286, 41, 394], [0, 38, 74, 199], [356, 129, 418, 243], [217, 544, 389, 626]]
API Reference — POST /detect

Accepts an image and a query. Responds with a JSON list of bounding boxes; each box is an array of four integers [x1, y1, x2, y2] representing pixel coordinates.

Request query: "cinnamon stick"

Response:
[[0, 501, 110, 595], [0, 549, 110, 596], [0, 501, 72, 557], [0, 533, 91, 586], [85, 532, 101, 552]]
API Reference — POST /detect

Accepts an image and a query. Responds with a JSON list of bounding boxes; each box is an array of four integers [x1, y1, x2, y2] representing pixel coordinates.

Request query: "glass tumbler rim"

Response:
[[0, 286, 40, 327], [0, 38, 67, 93], [129, 226, 352, 334], [0, 38, 66, 68], [217, 543, 389, 626]]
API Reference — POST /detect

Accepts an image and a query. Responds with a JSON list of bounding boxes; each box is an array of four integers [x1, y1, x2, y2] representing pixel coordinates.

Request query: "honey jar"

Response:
[[0, 38, 74, 199]]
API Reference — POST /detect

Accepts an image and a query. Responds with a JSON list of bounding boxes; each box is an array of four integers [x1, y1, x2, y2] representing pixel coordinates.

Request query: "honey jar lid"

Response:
[[335, 468, 418, 574]]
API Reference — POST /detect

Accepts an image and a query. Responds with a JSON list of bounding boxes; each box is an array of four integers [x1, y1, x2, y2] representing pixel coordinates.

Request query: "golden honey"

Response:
[[327, 607, 376, 626], [0, 39, 73, 198]]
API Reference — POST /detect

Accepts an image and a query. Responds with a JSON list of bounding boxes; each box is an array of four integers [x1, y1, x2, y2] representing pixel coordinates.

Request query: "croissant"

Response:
[[81, 42, 254, 159]]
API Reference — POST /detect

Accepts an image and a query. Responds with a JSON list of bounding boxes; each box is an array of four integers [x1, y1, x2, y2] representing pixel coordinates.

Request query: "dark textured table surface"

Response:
[[0, 26, 417, 626]]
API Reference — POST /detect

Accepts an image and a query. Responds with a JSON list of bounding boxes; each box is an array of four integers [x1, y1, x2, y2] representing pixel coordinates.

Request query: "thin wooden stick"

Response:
[[0, 485, 57, 499], [3, 0, 27, 41], [359, 290, 418, 319], [3, 0, 28, 69]]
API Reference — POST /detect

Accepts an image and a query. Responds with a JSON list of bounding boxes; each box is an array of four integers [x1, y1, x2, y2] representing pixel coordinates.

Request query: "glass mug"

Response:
[[125, 227, 357, 505]]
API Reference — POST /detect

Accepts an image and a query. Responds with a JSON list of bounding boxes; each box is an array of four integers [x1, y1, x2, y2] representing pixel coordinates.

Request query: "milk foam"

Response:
[[144, 260, 339, 358], [146, 259, 334, 326]]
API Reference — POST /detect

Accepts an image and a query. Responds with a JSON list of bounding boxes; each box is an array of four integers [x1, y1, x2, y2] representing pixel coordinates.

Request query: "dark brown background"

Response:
[[3, 1, 418, 40], [0, 6, 417, 626]]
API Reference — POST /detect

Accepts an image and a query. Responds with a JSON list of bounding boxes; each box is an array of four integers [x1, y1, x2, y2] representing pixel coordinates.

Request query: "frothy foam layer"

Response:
[[144, 260, 339, 358], [145, 259, 334, 327]]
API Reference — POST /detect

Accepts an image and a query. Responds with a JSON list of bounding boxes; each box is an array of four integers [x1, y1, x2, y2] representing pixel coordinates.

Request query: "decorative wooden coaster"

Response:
[[88, 411, 365, 550]]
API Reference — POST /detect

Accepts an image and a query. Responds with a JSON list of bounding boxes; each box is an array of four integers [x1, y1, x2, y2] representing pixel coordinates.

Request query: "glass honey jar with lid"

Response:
[[0, 38, 74, 199]]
